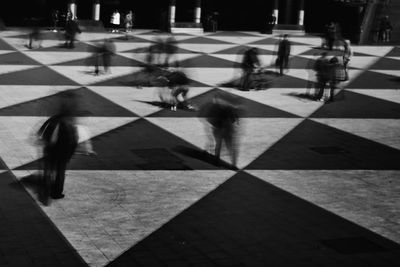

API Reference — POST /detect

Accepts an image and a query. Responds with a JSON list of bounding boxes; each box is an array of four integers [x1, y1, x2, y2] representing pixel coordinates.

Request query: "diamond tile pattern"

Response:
[[0, 29, 399, 267]]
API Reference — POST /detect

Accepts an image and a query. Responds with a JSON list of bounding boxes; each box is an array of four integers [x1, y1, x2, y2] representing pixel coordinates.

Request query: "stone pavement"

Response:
[[0, 28, 399, 266]]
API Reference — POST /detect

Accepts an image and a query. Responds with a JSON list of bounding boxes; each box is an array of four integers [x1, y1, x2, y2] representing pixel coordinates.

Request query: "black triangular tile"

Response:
[[6, 31, 64, 40], [125, 44, 198, 54], [248, 37, 281, 45], [347, 70, 399, 89], [0, 39, 16, 50], [35, 41, 99, 52], [249, 38, 306, 46], [0, 51, 42, 65], [16, 118, 223, 170], [369, 57, 400, 70], [246, 119, 400, 170], [0, 171, 88, 266], [310, 90, 400, 118], [207, 31, 260, 37], [386, 47, 400, 57], [149, 88, 298, 118], [299, 48, 345, 56], [179, 54, 237, 68], [108, 35, 154, 43], [0, 156, 8, 169], [0, 87, 137, 116], [107, 171, 400, 266], [287, 55, 316, 69], [271, 74, 309, 88], [180, 36, 233, 44], [54, 54, 144, 67], [91, 68, 208, 87], [213, 45, 275, 55], [0, 66, 78, 85]]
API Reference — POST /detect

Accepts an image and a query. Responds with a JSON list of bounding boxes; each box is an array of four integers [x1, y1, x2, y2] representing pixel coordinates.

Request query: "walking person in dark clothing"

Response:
[[314, 52, 330, 101], [37, 91, 79, 205], [199, 93, 241, 168], [276, 34, 291, 75], [64, 19, 81, 48], [102, 39, 116, 74], [240, 48, 260, 91]]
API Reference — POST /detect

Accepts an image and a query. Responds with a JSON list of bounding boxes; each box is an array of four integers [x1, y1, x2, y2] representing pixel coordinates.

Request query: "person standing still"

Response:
[[110, 10, 120, 33]]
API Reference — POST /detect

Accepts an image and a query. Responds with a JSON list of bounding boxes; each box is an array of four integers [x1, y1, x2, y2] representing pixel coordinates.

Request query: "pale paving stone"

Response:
[[247, 170, 400, 244], [13, 170, 235, 265]]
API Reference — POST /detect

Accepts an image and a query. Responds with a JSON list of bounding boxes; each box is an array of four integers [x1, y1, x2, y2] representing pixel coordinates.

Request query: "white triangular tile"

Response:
[[176, 43, 238, 54], [347, 89, 400, 105], [48, 66, 141, 86], [133, 34, 196, 42], [368, 70, 400, 77], [22, 51, 93, 65], [246, 169, 400, 244], [247, 44, 312, 56], [223, 88, 323, 117], [311, 118, 400, 150], [0, 85, 81, 109], [87, 86, 213, 117], [105, 41, 153, 52], [0, 50, 15, 55], [203, 35, 267, 45], [352, 46, 394, 57], [186, 67, 240, 87], [210, 54, 276, 67], [147, 117, 303, 169], [0, 116, 137, 169], [287, 37, 323, 46], [345, 56, 380, 70], [3, 38, 64, 51], [13, 169, 235, 264], [0, 65, 39, 75]]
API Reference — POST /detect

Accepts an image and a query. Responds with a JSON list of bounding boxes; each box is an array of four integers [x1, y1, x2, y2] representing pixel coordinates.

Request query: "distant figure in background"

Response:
[[27, 17, 42, 49], [276, 34, 291, 75], [37, 90, 79, 205], [64, 19, 81, 48], [325, 22, 336, 50], [124, 10, 133, 33], [314, 52, 330, 101], [110, 10, 120, 33], [199, 93, 240, 168], [240, 47, 260, 91], [379, 15, 393, 42], [342, 40, 352, 81], [265, 13, 276, 34], [206, 12, 218, 32], [51, 9, 59, 32], [66, 9, 73, 22]]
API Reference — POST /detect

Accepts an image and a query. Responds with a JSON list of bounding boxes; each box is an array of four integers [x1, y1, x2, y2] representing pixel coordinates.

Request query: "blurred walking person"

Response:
[[276, 34, 291, 75], [314, 52, 330, 101], [64, 19, 81, 48], [37, 91, 79, 205], [199, 93, 241, 168], [240, 47, 260, 91]]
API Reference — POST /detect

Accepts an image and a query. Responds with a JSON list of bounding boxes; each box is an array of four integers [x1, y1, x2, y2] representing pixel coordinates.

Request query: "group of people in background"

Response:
[[110, 9, 134, 33]]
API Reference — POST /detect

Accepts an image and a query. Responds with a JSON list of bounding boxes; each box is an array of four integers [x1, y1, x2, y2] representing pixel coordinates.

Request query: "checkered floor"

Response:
[[0, 29, 399, 267]]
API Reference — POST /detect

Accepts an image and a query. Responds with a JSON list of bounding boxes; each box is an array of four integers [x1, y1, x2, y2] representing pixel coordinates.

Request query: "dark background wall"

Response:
[[0, 0, 363, 39]]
